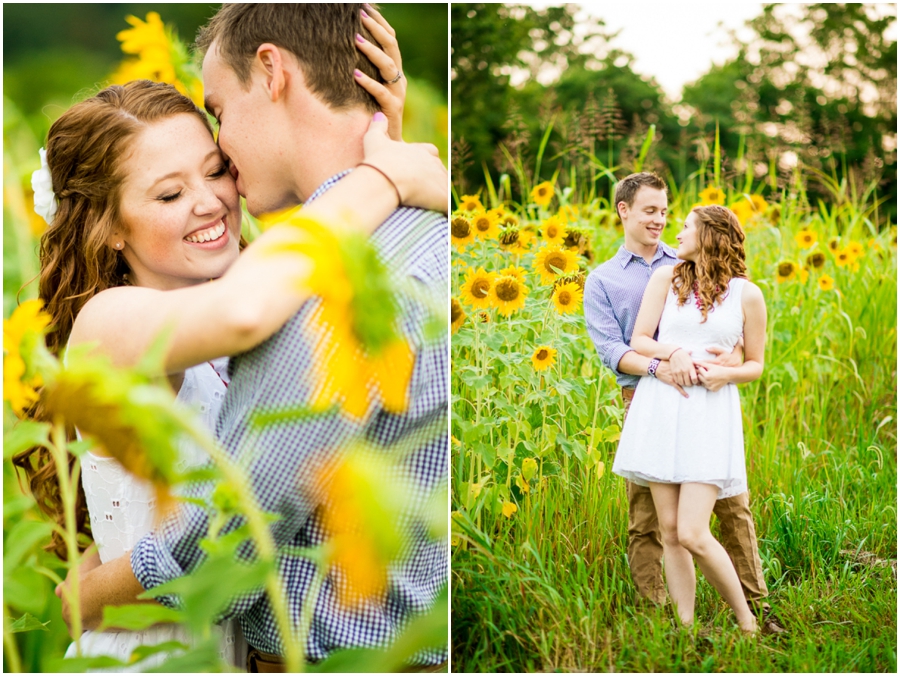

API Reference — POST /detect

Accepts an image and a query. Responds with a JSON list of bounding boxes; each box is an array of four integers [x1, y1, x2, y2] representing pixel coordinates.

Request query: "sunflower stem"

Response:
[[183, 424, 302, 673], [3, 607, 23, 673]]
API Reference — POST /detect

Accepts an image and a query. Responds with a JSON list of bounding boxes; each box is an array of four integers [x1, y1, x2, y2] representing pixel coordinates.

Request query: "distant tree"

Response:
[[682, 3, 896, 215], [451, 3, 618, 189]]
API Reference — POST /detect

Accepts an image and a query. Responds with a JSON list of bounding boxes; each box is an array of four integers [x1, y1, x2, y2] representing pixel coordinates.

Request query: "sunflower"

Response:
[[806, 252, 826, 269], [729, 196, 766, 227], [768, 204, 782, 226], [555, 271, 586, 291], [795, 230, 817, 248], [470, 210, 500, 240], [500, 228, 534, 255], [541, 215, 567, 245], [846, 240, 864, 260], [558, 204, 579, 224], [3, 299, 52, 416], [699, 185, 726, 205], [827, 237, 841, 252], [490, 275, 529, 317], [460, 267, 495, 309], [531, 345, 558, 371], [499, 212, 519, 228], [531, 181, 555, 208], [498, 265, 528, 283], [451, 297, 466, 334], [451, 216, 475, 250], [552, 281, 583, 314], [729, 200, 753, 226], [477, 311, 491, 324], [533, 245, 579, 285], [818, 274, 835, 291], [458, 194, 483, 213], [776, 260, 797, 282], [501, 501, 518, 518], [748, 194, 767, 214], [834, 249, 852, 267]]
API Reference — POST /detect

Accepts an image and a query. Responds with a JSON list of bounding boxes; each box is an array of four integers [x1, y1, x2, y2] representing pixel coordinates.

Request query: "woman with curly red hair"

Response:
[[612, 204, 767, 634]]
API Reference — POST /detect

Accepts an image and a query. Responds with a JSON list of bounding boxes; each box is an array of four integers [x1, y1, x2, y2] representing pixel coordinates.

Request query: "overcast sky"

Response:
[[516, 1, 763, 100]]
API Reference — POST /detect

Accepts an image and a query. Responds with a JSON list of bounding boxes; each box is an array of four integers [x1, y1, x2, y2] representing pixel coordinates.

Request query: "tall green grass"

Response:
[[450, 157, 896, 671]]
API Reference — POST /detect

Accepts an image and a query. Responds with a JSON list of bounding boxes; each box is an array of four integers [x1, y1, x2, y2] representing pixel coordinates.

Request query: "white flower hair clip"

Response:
[[31, 148, 58, 225]]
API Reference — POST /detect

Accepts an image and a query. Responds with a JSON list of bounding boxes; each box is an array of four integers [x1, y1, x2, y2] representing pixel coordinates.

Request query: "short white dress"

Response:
[[613, 277, 748, 499], [65, 358, 246, 671]]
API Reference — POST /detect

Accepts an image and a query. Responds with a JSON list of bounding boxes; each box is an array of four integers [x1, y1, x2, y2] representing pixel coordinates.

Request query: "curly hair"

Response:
[[13, 80, 227, 560], [672, 205, 748, 322]]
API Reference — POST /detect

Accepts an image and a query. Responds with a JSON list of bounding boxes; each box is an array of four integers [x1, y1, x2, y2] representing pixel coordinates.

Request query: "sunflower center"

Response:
[[544, 252, 567, 274], [777, 262, 794, 276], [451, 299, 464, 322], [472, 279, 490, 298], [808, 253, 825, 268], [536, 349, 548, 360], [558, 290, 572, 305], [547, 224, 558, 238], [500, 230, 520, 245], [537, 187, 548, 197], [495, 278, 520, 302], [452, 218, 471, 238], [475, 217, 490, 232]]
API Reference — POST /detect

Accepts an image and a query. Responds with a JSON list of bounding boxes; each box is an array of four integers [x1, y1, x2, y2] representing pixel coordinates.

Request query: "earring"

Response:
[[114, 242, 122, 250]]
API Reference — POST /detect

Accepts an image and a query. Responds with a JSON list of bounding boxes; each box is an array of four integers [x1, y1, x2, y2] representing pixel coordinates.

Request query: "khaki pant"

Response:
[[621, 387, 768, 605]]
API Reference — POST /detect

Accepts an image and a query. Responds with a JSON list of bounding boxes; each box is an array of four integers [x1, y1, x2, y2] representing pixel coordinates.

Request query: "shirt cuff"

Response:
[[605, 343, 635, 377], [130, 533, 187, 609]]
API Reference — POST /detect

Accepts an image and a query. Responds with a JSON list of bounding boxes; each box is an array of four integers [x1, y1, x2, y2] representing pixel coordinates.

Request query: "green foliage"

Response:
[[452, 3, 897, 220], [451, 151, 897, 670]]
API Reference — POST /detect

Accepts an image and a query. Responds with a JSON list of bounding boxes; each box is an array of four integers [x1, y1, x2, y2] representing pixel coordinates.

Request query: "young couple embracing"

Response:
[[16, 4, 448, 672], [585, 172, 786, 636]]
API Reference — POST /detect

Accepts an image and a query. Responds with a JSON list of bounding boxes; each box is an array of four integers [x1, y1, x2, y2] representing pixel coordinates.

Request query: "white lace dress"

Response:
[[65, 358, 246, 671], [613, 277, 748, 499]]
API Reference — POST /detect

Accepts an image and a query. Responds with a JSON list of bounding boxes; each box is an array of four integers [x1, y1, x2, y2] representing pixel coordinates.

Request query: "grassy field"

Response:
[[449, 164, 897, 671]]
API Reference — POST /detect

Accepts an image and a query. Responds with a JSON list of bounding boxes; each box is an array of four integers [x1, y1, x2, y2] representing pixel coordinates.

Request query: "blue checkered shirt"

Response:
[[131, 172, 448, 665], [583, 243, 678, 389]]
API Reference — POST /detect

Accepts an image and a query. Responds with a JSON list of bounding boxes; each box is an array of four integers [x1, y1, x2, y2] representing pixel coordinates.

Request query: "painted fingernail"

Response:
[[354, 69, 363, 78], [361, 9, 369, 18], [356, 33, 365, 43], [373, 111, 387, 122]]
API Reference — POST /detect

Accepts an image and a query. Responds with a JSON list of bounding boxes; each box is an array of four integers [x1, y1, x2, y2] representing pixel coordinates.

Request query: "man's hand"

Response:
[[655, 360, 689, 398], [704, 342, 744, 368], [696, 362, 731, 392]]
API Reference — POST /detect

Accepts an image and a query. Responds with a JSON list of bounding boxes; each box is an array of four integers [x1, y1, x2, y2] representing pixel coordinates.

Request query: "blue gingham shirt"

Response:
[[132, 172, 448, 665], [583, 242, 678, 389]]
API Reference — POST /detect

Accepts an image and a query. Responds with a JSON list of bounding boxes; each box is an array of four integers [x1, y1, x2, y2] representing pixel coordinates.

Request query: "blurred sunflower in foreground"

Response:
[[3, 300, 51, 416], [257, 210, 418, 419], [112, 12, 204, 107]]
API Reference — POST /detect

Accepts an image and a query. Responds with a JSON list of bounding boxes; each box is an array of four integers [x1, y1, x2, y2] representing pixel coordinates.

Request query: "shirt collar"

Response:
[[304, 170, 352, 205], [616, 241, 678, 268]]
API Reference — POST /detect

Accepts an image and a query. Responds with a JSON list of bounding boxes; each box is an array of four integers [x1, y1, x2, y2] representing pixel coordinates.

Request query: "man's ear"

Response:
[[617, 201, 628, 221], [255, 43, 288, 102]]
